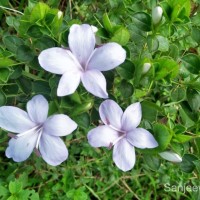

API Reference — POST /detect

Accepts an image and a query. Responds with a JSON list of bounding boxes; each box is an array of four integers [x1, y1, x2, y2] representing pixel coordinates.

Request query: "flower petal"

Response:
[[57, 70, 81, 96], [159, 151, 182, 163], [87, 125, 119, 147], [113, 138, 135, 172], [43, 114, 77, 136], [5, 131, 38, 162], [38, 47, 81, 74], [81, 69, 108, 98], [127, 128, 158, 149], [69, 24, 95, 67], [87, 43, 126, 71], [39, 134, 68, 166], [27, 95, 48, 124], [99, 100, 123, 130], [121, 102, 142, 131], [0, 107, 35, 133]]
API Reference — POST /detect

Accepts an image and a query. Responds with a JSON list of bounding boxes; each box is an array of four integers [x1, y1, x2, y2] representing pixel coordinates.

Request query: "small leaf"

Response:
[[171, 87, 186, 102], [30, 2, 50, 22], [103, 13, 113, 33], [143, 154, 161, 171], [9, 180, 22, 194], [0, 57, 16, 68], [153, 124, 172, 151], [156, 35, 169, 52], [181, 54, 200, 75], [111, 27, 130, 46], [116, 60, 135, 80], [186, 88, 200, 112], [3, 35, 24, 53], [0, 90, 6, 106], [132, 12, 152, 32], [119, 80, 134, 98], [0, 68, 11, 83], [16, 45, 35, 62], [147, 35, 159, 52], [180, 154, 198, 173]]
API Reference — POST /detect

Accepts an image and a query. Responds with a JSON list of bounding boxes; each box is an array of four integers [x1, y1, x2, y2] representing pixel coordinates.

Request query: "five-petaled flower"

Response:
[[87, 100, 158, 171], [38, 24, 126, 98], [0, 95, 77, 166]]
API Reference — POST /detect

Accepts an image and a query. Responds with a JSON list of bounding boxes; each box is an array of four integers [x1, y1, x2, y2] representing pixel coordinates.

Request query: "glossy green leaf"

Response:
[[119, 80, 134, 98], [0, 90, 6, 106], [30, 2, 50, 22], [116, 60, 135, 80], [3, 35, 24, 53], [154, 57, 179, 80], [147, 35, 159, 52], [0, 57, 16, 68], [132, 12, 151, 32], [187, 88, 200, 112], [171, 87, 186, 102], [103, 13, 113, 33], [0, 68, 11, 83], [111, 27, 130, 46], [153, 124, 172, 151], [181, 54, 200, 75], [180, 154, 198, 173], [16, 45, 35, 62]]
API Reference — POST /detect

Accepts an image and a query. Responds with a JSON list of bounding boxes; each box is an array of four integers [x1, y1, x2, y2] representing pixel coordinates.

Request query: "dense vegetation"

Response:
[[0, 0, 200, 199]]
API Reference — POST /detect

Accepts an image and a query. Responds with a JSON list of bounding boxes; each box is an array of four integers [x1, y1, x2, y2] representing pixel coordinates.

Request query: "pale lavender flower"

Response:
[[38, 24, 126, 98], [0, 95, 77, 166], [87, 100, 158, 171]]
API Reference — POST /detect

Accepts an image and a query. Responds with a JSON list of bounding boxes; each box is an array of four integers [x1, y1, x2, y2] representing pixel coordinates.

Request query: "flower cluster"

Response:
[[0, 23, 179, 171]]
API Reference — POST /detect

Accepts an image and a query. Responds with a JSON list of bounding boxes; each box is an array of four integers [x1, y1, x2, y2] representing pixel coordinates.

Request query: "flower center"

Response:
[[108, 125, 126, 149], [8, 124, 43, 150]]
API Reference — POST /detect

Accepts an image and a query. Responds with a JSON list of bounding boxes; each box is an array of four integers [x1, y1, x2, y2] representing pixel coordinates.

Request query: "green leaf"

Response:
[[111, 27, 130, 46], [180, 154, 198, 173], [181, 54, 200, 75], [0, 90, 6, 106], [171, 87, 186, 102], [0, 68, 11, 83], [103, 13, 113, 33], [143, 154, 161, 171], [156, 35, 169, 52], [119, 80, 134, 98], [0, 57, 16, 68], [154, 57, 179, 80], [147, 35, 159, 52], [32, 80, 50, 95], [179, 107, 195, 128], [192, 27, 200, 43], [116, 60, 135, 80], [186, 88, 200, 112], [74, 113, 90, 129], [27, 25, 43, 38], [16, 45, 35, 62], [9, 180, 22, 194], [34, 36, 55, 50], [30, 2, 50, 22], [3, 35, 24, 53], [153, 124, 172, 151], [173, 134, 193, 143], [141, 101, 162, 122], [132, 12, 151, 32]]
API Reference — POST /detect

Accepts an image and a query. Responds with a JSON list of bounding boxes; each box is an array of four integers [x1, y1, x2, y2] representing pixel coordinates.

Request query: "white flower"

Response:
[[152, 6, 163, 24], [87, 100, 158, 172], [159, 151, 182, 163], [142, 62, 151, 74], [38, 24, 126, 98], [0, 95, 77, 166]]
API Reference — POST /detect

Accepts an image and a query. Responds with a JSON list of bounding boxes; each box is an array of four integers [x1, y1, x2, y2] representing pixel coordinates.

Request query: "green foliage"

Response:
[[0, 0, 200, 199]]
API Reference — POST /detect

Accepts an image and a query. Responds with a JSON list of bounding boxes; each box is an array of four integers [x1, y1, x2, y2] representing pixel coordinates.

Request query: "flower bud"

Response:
[[91, 25, 101, 45], [91, 25, 98, 33], [57, 11, 63, 19], [159, 151, 182, 163], [152, 6, 163, 25], [142, 62, 151, 74]]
